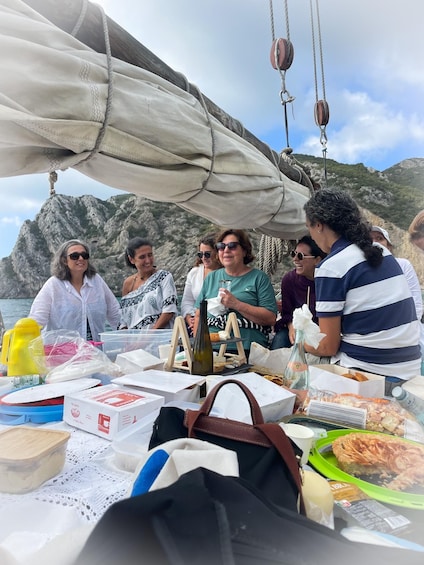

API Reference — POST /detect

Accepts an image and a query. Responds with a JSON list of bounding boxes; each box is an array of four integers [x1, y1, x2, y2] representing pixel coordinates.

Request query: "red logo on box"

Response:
[[98, 413, 111, 434]]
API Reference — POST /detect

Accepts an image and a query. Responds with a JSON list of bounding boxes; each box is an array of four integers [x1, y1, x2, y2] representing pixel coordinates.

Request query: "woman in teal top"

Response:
[[195, 229, 277, 352]]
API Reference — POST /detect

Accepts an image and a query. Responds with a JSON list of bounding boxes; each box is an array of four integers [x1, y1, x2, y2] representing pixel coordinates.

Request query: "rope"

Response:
[[71, 2, 115, 165], [257, 235, 284, 277], [71, 0, 88, 36], [269, 0, 295, 150], [309, 0, 329, 185], [189, 84, 217, 194]]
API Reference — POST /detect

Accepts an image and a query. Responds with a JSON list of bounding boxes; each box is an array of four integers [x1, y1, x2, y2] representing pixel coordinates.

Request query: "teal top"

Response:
[[195, 267, 277, 350]]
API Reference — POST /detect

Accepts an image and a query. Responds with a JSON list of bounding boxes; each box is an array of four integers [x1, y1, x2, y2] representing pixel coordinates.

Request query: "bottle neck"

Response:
[[294, 329, 305, 344]]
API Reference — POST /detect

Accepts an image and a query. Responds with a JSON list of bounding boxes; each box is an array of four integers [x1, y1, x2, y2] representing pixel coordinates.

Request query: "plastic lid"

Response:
[[391, 386, 405, 399], [13, 317, 41, 330]]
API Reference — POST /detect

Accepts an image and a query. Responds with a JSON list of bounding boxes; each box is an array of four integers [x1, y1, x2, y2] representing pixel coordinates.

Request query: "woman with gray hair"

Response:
[[29, 239, 120, 341]]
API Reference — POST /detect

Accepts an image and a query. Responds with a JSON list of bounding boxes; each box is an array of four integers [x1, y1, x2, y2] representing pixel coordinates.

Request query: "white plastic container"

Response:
[[0, 427, 70, 493], [100, 329, 173, 362]]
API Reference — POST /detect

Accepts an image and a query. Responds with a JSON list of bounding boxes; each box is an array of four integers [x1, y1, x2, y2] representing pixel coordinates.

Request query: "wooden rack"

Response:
[[164, 312, 247, 373]]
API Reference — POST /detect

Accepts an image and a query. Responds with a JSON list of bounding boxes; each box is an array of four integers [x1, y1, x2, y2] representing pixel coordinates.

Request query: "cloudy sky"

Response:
[[1, 0, 423, 258]]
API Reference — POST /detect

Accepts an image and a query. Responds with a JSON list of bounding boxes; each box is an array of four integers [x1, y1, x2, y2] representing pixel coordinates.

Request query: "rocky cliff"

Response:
[[0, 193, 290, 298], [0, 156, 422, 298]]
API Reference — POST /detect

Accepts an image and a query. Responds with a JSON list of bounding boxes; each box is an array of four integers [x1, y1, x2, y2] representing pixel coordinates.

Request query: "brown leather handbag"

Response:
[[149, 378, 305, 514]]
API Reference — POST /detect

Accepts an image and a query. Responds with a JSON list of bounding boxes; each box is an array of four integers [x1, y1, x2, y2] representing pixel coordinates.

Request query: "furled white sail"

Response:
[[0, 0, 310, 239]]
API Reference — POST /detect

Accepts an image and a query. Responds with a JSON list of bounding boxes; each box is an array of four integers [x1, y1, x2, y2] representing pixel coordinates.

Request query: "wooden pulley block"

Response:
[[314, 100, 330, 126], [270, 38, 294, 71]]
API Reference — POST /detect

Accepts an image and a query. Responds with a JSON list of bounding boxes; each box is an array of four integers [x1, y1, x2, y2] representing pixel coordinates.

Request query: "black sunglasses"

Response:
[[68, 252, 90, 260], [290, 251, 316, 260], [197, 251, 212, 259], [216, 241, 241, 251]]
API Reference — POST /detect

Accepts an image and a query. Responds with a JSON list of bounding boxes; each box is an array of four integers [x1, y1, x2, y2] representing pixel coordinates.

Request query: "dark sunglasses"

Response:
[[216, 241, 241, 251], [197, 251, 212, 259], [68, 252, 89, 260], [290, 251, 316, 260]]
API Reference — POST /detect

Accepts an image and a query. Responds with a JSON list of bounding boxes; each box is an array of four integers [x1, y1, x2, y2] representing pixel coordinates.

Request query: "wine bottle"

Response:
[[192, 299, 213, 376], [284, 329, 309, 390]]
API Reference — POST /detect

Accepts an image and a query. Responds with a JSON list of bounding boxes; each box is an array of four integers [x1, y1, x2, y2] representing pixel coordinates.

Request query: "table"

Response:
[[0, 422, 133, 563]]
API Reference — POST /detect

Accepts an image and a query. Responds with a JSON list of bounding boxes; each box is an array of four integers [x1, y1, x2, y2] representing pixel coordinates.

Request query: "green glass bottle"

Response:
[[192, 299, 213, 376]]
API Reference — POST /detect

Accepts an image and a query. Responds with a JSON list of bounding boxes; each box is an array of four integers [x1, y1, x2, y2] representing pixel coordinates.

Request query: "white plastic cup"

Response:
[[280, 423, 314, 466]]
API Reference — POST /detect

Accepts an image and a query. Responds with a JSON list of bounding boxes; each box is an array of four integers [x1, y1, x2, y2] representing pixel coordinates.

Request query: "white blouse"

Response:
[[180, 265, 206, 318], [29, 274, 121, 341]]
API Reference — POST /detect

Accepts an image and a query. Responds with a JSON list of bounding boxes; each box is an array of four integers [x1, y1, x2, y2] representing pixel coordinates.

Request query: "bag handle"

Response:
[[256, 422, 305, 515], [186, 378, 306, 515], [197, 378, 265, 424]]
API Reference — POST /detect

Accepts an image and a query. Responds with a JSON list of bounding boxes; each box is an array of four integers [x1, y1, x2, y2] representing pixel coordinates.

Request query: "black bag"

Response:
[[149, 378, 305, 514], [74, 467, 424, 565]]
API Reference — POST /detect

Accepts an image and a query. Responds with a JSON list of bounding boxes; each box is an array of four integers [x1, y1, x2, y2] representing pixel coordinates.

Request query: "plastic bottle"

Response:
[[1, 318, 43, 376], [284, 329, 309, 390], [192, 299, 213, 376], [392, 386, 424, 425]]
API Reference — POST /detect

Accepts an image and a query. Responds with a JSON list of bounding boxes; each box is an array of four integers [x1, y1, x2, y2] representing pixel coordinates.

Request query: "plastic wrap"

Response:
[[301, 389, 424, 443], [28, 330, 121, 383]]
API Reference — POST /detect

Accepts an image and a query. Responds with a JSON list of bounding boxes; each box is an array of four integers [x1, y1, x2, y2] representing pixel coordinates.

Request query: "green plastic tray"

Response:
[[309, 429, 424, 510]]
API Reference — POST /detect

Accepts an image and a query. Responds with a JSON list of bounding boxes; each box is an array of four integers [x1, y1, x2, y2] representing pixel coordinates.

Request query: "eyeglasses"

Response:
[[197, 251, 212, 259], [68, 252, 89, 260], [290, 251, 316, 260], [216, 241, 241, 251]]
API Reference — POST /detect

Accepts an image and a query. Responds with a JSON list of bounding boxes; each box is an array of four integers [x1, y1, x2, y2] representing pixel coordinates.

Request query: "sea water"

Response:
[[0, 298, 34, 330]]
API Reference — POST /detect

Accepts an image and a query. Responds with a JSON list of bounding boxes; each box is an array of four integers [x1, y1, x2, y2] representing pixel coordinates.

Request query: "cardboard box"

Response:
[[63, 384, 164, 440], [329, 481, 411, 536], [310, 364, 385, 398], [115, 348, 164, 374], [112, 370, 205, 404], [205, 372, 296, 423]]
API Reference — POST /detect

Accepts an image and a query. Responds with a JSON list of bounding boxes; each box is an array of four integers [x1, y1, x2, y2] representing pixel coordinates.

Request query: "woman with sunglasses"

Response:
[[180, 233, 221, 335], [29, 240, 120, 341], [271, 236, 326, 350], [194, 229, 277, 352], [303, 189, 421, 395]]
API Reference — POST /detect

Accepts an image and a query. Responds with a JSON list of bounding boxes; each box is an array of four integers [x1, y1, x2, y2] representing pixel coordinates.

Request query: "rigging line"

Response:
[[309, 0, 329, 185], [72, 3, 114, 165], [269, 0, 295, 150], [315, 0, 327, 102]]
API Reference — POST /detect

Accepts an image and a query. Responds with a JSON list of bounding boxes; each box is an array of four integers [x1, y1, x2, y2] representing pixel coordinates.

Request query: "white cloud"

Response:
[[0, 0, 423, 259], [0, 216, 23, 228]]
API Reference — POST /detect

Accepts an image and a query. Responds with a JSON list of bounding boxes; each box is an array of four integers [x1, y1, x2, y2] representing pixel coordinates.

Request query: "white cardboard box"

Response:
[[309, 364, 385, 398], [205, 372, 296, 422], [112, 370, 205, 404], [63, 384, 164, 440], [115, 348, 164, 374]]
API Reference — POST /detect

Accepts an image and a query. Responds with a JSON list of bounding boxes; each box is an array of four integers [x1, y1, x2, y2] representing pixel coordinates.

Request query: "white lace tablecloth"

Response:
[[0, 422, 134, 563]]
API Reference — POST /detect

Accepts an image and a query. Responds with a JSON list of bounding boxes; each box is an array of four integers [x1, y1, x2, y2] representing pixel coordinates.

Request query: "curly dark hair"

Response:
[[297, 235, 327, 260], [51, 239, 97, 280], [216, 229, 255, 265], [125, 237, 153, 269], [304, 188, 383, 267]]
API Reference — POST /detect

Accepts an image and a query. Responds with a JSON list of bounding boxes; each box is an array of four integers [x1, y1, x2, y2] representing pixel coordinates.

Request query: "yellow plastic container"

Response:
[[1, 317, 43, 376]]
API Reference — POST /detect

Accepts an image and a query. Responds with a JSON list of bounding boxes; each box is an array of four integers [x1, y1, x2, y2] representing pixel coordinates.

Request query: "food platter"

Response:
[[309, 428, 424, 509]]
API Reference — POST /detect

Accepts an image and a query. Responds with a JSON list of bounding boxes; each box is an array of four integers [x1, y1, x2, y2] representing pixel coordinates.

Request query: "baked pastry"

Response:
[[332, 432, 424, 491], [341, 371, 368, 382], [209, 332, 220, 342]]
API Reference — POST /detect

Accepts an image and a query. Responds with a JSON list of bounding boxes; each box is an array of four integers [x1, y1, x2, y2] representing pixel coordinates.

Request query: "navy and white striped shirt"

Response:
[[315, 237, 421, 379]]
